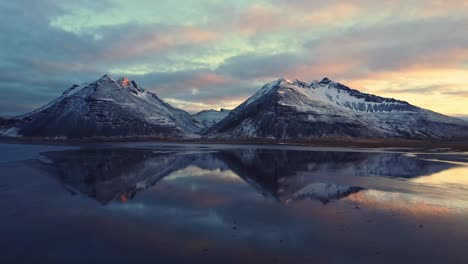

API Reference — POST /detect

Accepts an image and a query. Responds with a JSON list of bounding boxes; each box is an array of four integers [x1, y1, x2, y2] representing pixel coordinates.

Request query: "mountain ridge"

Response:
[[192, 108, 231, 129], [1, 74, 202, 139], [205, 77, 468, 139], [1, 75, 467, 140]]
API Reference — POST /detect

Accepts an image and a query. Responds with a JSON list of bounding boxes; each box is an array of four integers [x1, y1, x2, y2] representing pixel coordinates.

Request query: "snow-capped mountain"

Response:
[[205, 78, 468, 139], [192, 108, 231, 128], [2, 75, 467, 141], [2, 75, 202, 138]]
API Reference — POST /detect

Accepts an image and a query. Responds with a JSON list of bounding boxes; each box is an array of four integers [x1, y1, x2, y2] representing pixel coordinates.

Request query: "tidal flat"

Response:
[[1, 142, 467, 264]]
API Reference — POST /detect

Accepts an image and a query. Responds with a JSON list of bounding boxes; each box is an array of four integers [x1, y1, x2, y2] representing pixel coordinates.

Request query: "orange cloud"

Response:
[[286, 60, 364, 81], [233, 4, 283, 36], [189, 73, 231, 87], [342, 66, 468, 116], [303, 2, 361, 25], [229, 2, 362, 36], [99, 26, 219, 61]]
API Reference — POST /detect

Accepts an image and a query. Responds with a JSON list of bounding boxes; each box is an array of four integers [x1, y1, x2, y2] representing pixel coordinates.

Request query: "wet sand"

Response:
[[0, 142, 467, 263]]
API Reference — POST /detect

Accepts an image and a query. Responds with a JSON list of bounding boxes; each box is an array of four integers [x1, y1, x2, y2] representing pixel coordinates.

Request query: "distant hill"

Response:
[[192, 108, 231, 128]]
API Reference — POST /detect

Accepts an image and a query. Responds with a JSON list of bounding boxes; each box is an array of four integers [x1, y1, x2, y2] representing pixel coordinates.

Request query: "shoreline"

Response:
[[2, 136, 468, 151]]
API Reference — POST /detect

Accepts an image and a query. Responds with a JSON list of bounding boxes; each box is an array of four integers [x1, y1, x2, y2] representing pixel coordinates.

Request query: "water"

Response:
[[1, 142, 468, 263]]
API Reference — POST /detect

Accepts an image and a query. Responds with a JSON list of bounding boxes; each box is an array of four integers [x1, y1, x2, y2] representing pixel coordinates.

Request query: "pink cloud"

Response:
[[226, 2, 361, 36], [97, 26, 219, 62], [189, 73, 231, 87]]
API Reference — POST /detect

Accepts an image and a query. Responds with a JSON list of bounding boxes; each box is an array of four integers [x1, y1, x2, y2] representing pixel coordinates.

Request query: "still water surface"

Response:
[[1, 143, 468, 263]]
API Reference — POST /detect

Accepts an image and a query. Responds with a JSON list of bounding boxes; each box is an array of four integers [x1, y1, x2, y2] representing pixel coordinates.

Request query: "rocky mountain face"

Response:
[[205, 78, 468, 140], [1, 75, 202, 139], [192, 108, 231, 128]]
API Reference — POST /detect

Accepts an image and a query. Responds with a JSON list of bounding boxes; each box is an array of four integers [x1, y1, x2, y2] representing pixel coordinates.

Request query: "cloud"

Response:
[[442, 91, 468, 97], [124, 69, 260, 111], [92, 24, 220, 63], [0, 0, 467, 117], [300, 18, 468, 77]]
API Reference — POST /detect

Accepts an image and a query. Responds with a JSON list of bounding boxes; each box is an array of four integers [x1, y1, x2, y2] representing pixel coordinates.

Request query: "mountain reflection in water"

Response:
[[38, 147, 457, 205]]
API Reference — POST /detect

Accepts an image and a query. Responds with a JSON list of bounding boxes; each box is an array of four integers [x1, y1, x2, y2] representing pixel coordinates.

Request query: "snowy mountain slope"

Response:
[[192, 108, 231, 128], [0, 116, 15, 135], [205, 78, 468, 139], [3, 75, 202, 138]]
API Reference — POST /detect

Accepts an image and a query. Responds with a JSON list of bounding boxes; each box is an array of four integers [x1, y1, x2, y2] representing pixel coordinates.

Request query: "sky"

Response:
[[0, 0, 467, 118]]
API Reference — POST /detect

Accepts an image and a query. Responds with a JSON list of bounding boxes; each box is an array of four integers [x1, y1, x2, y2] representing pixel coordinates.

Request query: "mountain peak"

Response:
[[99, 74, 114, 81], [319, 77, 333, 84], [293, 79, 310, 87], [118, 76, 131, 87], [117, 77, 145, 94], [8, 74, 202, 138], [277, 77, 292, 84]]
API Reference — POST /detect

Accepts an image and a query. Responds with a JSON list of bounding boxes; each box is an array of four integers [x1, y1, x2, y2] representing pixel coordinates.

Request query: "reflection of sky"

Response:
[[104, 161, 468, 252], [412, 166, 468, 187], [349, 189, 468, 215], [339, 163, 468, 216], [106, 165, 297, 246], [2, 144, 468, 263]]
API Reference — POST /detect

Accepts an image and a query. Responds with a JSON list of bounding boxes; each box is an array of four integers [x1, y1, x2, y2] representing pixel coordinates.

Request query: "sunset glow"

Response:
[[0, 0, 467, 117]]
